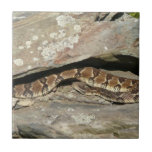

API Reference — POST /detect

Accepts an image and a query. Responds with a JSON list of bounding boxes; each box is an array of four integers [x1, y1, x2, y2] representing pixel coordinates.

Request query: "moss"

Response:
[[128, 12, 140, 18]]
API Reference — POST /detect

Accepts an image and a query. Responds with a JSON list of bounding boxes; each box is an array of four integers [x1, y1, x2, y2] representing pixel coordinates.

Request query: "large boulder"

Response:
[[13, 12, 139, 78], [12, 12, 139, 138]]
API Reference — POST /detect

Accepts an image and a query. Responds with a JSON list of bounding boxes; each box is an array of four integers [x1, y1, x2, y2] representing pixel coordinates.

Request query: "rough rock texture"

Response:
[[12, 70, 139, 139], [13, 12, 139, 78], [13, 102, 138, 139]]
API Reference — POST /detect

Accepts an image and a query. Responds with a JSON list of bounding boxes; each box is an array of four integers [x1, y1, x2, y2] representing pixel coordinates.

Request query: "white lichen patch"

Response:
[[68, 34, 79, 43], [33, 57, 39, 61], [18, 46, 24, 50], [50, 41, 64, 52], [40, 15, 82, 61], [58, 30, 66, 38], [32, 35, 39, 40], [41, 46, 56, 61], [27, 65, 32, 70], [26, 41, 32, 46], [74, 25, 81, 33], [104, 46, 108, 50], [61, 34, 79, 49], [50, 30, 66, 40], [63, 39, 73, 49], [71, 113, 95, 125], [41, 34, 79, 61], [42, 40, 48, 45], [30, 51, 33, 54], [13, 59, 24, 66], [37, 47, 42, 51], [50, 32, 58, 39], [26, 41, 32, 49], [67, 108, 75, 112], [56, 15, 76, 27]]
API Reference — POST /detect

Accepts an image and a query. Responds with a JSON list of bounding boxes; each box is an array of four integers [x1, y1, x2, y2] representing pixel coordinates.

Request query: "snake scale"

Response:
[[13, 67, 139, 103]]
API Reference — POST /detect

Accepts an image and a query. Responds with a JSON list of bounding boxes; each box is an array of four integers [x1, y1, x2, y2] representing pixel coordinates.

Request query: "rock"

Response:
[[99, 12, 134, 21], [13, 12, 139, 78], [12, 70, 139, 138], [12, 12, 139, 139], [13, 101, 138, 139]]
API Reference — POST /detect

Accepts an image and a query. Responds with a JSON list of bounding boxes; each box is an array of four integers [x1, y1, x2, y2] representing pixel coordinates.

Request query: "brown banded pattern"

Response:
[[93, 71, 107, 88], [31, 80, 44, 97], [13, 67, 139, 103], [39, 77, 48, 95], [46, 74, 57, 90], [78, 67, 94, 86], [23, 83, 33, 98], [60, 69, 78, 79], [121, 79, 133, 92], [13, 84, 25, 98]]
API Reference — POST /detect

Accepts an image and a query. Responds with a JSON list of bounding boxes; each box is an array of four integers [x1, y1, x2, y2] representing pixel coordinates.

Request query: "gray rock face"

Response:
[[13, 12, 139, 78], [12, 12, 139, 139], [13, 101, 138, 139]]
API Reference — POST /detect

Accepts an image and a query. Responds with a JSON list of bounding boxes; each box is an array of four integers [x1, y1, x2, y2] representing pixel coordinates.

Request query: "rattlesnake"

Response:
[[13, 67, 139, 103]]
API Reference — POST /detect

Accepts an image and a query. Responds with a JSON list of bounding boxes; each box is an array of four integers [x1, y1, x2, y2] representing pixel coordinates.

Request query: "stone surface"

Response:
[[13, 12, 139, 78], [12, 70, 139, 139], [13, 101, 138, 139]]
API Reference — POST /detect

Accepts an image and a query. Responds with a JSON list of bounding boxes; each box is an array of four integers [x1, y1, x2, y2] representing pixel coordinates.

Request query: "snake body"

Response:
[[13, 67, 139, 103]]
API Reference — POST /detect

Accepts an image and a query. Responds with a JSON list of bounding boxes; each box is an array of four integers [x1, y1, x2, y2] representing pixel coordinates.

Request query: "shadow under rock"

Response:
[[13, 55, 139, 86]]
